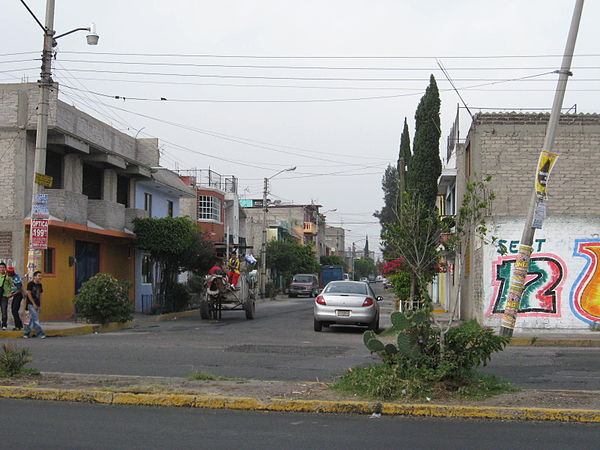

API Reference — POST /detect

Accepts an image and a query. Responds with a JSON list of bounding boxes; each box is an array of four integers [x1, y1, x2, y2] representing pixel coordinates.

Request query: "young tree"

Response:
[[133, 217, 214, 312], [353, 257, 375, 280], [406, 75, 441, 210], [267, 241, 320, 286], [382, 193, 442, 309]]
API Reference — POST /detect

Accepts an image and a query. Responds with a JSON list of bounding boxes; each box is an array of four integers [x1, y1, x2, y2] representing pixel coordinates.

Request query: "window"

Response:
[[141, 254, 153, 284], [198, 195, 221, 221], [117, 175, 130, 207], [45, 150, 63, 189], [167, 200, 174, 218], [144, 193, 152, 217], [42, 248, 55, 275], [82, 164, 103, 199]]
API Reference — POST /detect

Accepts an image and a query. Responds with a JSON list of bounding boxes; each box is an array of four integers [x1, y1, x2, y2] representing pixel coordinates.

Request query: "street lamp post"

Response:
[[260, 166, 296, 297], [21, 0, 98, 276]]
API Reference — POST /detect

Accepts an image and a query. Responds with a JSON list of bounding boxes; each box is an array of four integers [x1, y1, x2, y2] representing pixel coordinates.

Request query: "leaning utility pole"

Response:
[[499, 0, 584, 337]]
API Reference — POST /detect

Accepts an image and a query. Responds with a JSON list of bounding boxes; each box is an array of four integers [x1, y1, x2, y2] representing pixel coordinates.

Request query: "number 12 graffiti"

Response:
[[487, 254, 566, 317], [571, 240, 600, 325]]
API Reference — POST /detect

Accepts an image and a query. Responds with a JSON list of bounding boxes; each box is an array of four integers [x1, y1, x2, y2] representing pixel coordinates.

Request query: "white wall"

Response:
[[481, 216, 600, 332]]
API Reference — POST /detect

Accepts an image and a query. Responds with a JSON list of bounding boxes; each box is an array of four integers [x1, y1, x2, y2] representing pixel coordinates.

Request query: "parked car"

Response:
[[288, 273, 319, 298], [383, 278, 392, 289], [313, 280, 382, 332], [359, 277, 368, 282]]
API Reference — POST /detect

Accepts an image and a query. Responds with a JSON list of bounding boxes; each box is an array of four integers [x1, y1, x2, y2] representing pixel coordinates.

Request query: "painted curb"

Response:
[[0, 385, 598, 423], [0, 321, 132, 339], [509, 337, 600, 347]]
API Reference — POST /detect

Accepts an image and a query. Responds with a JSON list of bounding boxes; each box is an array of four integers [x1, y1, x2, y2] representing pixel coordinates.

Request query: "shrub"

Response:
[[364, 309, 510, 384], [0, 344, 32, 377], [73, 273, 133, 324], [187, 274, 206, 294], [265, 282, 277, 298], [165, 283, 191, 313]]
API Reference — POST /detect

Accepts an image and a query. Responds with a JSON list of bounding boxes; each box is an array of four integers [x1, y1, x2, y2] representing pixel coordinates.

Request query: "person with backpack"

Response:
[[6, 266, 25, 331], [0, 262, 12, 330]]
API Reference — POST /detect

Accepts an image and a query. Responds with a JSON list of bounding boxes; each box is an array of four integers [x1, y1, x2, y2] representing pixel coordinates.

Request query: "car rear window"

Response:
[[324, 282, 367, 295], [293, 275, 314, 283]]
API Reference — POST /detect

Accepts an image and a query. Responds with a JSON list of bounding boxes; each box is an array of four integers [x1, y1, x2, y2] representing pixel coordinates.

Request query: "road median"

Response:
[[0, 372, 598, 423]]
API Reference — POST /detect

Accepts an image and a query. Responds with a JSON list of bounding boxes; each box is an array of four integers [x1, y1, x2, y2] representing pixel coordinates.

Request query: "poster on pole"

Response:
[[30, 218, 49, 249], [535, 151, 558, 198]]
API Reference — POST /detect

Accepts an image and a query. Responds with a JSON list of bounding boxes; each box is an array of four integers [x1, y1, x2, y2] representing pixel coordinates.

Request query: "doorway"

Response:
[[75, 240, 100, 294]]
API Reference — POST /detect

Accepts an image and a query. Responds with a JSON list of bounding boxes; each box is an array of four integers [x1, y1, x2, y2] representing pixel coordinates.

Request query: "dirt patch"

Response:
[[1, 372, 599, 410]]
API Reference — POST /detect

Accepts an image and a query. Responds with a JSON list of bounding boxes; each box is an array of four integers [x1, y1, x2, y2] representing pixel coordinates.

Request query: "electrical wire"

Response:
[[56, 50, 600, 59]]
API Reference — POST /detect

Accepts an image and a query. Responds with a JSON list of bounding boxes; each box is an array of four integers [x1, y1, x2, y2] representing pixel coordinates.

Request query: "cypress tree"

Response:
[[407, 74, 441, 209], [397, 117, 411, 208], [374, 164, 399, 227]]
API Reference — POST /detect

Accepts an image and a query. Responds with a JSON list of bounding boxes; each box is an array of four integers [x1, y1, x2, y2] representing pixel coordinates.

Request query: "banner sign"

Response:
[[34, 173, 53, 188], [30, 218, 49, 250], [535, 151, 558, 198], [32, 204, 49, 218]]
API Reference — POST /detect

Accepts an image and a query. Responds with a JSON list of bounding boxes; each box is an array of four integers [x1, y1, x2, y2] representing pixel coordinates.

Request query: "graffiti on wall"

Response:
[[570, 240, 600, 324], [487, 253, 566, 317]]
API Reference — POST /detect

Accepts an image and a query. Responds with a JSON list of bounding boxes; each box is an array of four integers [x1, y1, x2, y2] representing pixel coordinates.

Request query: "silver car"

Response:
[[313, 280, 382, 332]]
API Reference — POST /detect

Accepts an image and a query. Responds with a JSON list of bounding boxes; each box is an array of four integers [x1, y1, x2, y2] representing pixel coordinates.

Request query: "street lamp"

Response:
[[21, 0, 98, 276], [260, 166, 296, 296]]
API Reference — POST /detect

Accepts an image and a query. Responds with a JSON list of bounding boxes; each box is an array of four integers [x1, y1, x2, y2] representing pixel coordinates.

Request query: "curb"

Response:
[[0, 385, 598, 423], [509, 337, 600, 347], [0, 321, 133, 339]]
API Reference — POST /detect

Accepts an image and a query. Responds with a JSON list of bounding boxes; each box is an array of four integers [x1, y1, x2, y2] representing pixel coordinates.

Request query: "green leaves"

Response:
[[73, 273, 133, 324]]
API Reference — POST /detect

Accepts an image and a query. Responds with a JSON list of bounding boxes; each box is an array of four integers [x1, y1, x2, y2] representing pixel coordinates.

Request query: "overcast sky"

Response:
[[4, 0, 599, 257]]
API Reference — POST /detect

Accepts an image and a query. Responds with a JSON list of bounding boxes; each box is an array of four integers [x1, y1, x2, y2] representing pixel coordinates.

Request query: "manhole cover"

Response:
[[225, 344, 350, 357]]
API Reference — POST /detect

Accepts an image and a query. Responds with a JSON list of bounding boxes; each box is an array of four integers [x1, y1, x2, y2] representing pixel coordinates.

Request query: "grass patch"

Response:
[[0, 344, 38, 378], [0, 368, 40, 378], [187, 371, 244, 382], [331, 364, 518, 401]]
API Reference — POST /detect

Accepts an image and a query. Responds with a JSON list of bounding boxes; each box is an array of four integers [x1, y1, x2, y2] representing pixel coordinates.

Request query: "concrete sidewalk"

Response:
[[0, 320, 133, 338]]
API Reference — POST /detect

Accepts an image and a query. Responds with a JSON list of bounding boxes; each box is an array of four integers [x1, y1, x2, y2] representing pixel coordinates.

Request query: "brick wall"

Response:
[[470, 113, 600, 217]]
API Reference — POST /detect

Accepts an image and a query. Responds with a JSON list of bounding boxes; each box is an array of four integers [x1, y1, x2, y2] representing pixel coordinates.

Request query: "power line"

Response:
[[47, 58, 600, 71], [57, 50, 600, 59], [58, 70, 559, 104]]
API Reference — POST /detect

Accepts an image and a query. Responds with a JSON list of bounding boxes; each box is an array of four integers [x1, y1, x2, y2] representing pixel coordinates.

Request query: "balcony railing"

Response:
[[303, 222, 317, 234]]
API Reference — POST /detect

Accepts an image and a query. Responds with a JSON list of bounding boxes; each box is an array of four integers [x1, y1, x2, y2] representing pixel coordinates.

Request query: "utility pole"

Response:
[[259, 166, 296, 297], [499, 0, 584, 337], [22, 0, 98, 276], [260, 177, 269, 297], [26, 0, 56, 277]]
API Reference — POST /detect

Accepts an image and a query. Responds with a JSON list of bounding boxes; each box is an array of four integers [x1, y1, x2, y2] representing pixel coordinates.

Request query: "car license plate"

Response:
[[336, 310, 351, 317]]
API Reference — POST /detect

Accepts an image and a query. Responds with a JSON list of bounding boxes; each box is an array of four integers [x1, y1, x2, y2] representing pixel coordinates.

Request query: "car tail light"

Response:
[[316, 295, 326, 305], [362, 298, 374, 307]]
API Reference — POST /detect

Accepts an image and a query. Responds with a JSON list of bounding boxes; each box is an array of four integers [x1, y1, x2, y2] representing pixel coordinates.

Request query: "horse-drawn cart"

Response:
[[200, 272, 256, 320]]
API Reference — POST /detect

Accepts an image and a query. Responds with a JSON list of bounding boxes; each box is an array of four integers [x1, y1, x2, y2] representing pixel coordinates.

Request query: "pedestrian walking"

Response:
[[6, 266, 24, 331], [24, 270, 45, 339], [0, 262, 12, 330]]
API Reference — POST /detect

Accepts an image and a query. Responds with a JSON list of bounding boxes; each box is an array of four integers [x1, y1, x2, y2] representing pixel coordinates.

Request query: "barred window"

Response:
[[198, 195, 221, 221]]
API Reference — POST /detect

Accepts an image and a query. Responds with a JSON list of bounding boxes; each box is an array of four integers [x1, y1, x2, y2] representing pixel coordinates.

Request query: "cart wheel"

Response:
[[245, 299, 255, 320], [200, 297, 210, 320]]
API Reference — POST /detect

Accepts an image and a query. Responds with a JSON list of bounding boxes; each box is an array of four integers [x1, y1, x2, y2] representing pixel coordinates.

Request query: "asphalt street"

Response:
[[1, 398, 598, 450], [1, 284, 600, 389]]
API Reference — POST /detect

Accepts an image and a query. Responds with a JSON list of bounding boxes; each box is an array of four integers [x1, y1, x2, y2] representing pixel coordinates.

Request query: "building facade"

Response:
[[442, 112, 600, 333], [0, 82, 185, 319]]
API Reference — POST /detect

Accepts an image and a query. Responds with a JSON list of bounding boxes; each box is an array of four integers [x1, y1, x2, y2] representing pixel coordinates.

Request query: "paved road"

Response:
[[1, 398, 597, 450], [1, 283, 600, 389]]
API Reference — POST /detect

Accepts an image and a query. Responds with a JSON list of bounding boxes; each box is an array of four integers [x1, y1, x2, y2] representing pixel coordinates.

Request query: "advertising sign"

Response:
[[535, 151, 558, 198], [30, 218, 49, 250]]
